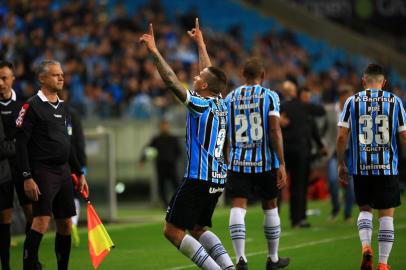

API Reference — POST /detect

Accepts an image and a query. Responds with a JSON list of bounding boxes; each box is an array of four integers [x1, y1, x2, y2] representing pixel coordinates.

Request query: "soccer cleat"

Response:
[[236, 257, 248, 270], [360, 246, 374, 270], [71, 224, 80, 247], [266, 257, 290, 270], [36, 262, 43, 270], [377, 263, 390, 270]]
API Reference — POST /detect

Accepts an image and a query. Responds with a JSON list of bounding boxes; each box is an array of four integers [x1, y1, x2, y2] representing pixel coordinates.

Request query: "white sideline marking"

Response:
[[164, 224, 406, 270]]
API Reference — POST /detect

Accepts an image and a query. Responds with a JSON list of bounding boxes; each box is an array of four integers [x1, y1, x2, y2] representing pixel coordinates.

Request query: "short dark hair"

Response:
[[206, 66, 227, 94], [364, 64, 384, 77], [0, 60, 14, 71], [298, 86, 311, 97], [242, 58, 264, 81]]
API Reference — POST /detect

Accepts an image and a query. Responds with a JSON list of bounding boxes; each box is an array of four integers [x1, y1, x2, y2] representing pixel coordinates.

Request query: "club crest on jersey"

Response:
[[16, 103, 29, 127]]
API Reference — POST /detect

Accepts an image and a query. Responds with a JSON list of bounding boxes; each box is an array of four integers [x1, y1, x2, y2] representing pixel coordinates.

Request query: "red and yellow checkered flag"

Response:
[[72, 174, 114, 269]]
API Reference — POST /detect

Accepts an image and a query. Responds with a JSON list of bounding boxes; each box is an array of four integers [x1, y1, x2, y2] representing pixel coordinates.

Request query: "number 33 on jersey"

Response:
[[338, 89, 406, 176]]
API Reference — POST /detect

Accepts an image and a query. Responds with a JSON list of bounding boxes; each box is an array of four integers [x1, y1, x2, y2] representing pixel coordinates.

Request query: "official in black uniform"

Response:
[[140, 120, 181, 206], [15, 60, 89, 270], [280, 80, 325, 228], [0, 61, 36, 270], [0, 97, 14, 270]]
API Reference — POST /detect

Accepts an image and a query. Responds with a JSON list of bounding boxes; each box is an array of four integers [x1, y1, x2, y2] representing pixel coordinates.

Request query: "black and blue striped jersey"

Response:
[[183, 90, 228, 184], [225, 85, 280, 173], [338, 89, 406, 176]]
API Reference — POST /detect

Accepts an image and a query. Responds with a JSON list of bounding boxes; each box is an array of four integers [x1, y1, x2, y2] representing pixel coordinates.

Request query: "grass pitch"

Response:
[[10, 196, 406, 269]]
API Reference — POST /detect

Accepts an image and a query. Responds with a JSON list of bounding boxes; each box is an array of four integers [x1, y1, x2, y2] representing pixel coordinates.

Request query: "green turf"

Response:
[[10, 196, 406, 269]]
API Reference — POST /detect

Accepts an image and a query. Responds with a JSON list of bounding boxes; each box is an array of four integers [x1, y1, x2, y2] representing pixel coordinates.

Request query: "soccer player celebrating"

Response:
[[140, 20, 235, 270], [225, 58, 289, 270], [337, 64, 406, 270]]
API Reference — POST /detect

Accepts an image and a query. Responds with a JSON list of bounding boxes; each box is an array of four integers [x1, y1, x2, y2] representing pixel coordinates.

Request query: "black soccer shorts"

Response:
[[353, 174, 401, 209], [165, 178, 223, 230], [31, 163, 76, 219], [0, 179, 31, 211], [226, 169, 279, 200], [0, 181, 15, 211]]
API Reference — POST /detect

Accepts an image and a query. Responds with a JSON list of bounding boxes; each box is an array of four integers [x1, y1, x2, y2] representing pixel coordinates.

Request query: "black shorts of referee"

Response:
[[166, 178, 224, 230], [30, 162, 75, 218], [0, 175, 31, 211]]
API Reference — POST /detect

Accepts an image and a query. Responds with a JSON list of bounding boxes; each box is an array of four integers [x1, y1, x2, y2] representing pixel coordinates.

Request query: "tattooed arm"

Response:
[[140, 24, 187, 103]]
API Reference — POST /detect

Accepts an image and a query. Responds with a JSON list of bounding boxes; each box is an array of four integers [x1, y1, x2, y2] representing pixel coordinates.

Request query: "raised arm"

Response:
[[187, 18, 212, 71], [140, 24, 187, 103]]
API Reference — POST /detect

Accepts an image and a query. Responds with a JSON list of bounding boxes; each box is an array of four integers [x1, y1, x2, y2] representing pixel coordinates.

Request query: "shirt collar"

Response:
[[11, 89, 16, 101], [37, 90, 63, 103]]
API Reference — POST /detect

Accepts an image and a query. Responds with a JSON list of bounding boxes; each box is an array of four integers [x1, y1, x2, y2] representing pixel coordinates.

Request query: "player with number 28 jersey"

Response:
[[225, 58, 289, 270], [225, 85, 280, 173]]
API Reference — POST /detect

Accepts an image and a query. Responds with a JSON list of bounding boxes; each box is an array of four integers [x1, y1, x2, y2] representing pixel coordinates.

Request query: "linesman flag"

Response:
[[72, 174, 115, 269]]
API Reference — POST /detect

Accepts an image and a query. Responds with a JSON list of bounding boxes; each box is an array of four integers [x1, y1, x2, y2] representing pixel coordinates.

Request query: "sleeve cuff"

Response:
[[399, 125, 406, 132], [338, 121, 349, 128], [184, 90, 191, 105], [22, 171, 32, 180], [268, 111, 280, 117]]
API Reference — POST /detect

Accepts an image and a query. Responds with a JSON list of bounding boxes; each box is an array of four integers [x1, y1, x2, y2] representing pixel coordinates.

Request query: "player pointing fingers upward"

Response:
[[141, 22, 235, 270]]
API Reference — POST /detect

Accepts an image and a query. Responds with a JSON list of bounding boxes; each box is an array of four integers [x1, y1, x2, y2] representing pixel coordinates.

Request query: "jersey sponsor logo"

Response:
[[230, 93, 266, 102], [211, 171, 227, 179], [209, 187, 224, 194], [354, 96, 395, 103], [53, 114, 62, 118], [360, 164, 391, 171], [233, 160, 263, 167], [214, 110, 227, 117], [0, 110, 12, 115], [16, 103, 29, 127]]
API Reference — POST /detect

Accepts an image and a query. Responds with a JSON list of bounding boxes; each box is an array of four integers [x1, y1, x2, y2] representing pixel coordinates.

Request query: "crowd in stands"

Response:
[[1, 0, 405, 119]]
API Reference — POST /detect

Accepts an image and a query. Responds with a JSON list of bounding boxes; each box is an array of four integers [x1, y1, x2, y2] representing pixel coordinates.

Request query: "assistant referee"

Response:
[[15, 60, 88, 270]]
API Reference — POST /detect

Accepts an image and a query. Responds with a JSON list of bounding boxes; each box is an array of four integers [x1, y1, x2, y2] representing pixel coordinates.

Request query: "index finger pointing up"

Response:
[[149, 23, 154, 36], [195, 18, 199, 30]]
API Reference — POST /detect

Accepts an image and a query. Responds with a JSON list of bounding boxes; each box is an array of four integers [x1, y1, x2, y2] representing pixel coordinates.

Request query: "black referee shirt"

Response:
[[0, 90, 23, 173], [15, 90, 82, 180]]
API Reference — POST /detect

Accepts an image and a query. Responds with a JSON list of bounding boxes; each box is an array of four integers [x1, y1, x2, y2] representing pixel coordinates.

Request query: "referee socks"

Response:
[[199, 231, 234, 269], [55, 233, 71, 270], [23, 229, 43, 270], [0, 223, 11, 270], [179, 235, 221, 270]]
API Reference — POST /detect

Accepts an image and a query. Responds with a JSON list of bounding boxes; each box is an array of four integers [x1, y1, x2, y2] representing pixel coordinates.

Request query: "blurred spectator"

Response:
[[280, 80, 325, 228], [140, 120, 181, 207], [323, 85, 355, 221]]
